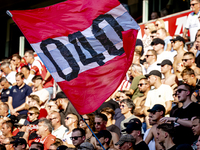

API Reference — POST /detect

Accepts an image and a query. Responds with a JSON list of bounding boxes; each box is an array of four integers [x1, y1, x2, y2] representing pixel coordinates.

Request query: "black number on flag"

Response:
[[68, 31, 105, 66], [92, 14, 124, 56], [40, 38, 80, 81]]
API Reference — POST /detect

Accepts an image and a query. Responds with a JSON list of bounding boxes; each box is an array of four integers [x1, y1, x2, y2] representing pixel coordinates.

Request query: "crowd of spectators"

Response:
[[1, 0, 200, 150]]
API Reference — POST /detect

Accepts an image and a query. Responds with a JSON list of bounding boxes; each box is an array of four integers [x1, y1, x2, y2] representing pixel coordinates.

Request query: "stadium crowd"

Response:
[[1, 0, 200, 150]]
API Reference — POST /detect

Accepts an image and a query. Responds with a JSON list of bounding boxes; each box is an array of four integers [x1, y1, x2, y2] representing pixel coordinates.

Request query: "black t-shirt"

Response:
[[167, 145, 177, 150], [134, 141, 149, 150], [171, 102, 200, 145]]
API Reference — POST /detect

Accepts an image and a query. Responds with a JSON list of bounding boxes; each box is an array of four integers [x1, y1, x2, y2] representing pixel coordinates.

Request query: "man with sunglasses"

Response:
[[182, 52, 200, 78], [183, 0, 200, 42], [71, 128, 85, 149], [160, 84, 200, 145]]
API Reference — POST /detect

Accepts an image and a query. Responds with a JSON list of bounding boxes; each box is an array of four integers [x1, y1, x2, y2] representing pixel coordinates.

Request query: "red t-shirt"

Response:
[[34, 134, 56, 150]]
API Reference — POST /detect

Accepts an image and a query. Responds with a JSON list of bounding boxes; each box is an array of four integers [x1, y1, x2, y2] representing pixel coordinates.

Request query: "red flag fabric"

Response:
[[8, 0, 140, 115]]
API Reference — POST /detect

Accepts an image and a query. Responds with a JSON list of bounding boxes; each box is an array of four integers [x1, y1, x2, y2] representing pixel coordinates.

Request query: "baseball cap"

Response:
[[157, 59, 172, 66], [10, 138, 27, 147], [122, 119, 142, 134], [124, 118, 142, 127], [95, 130, 112, 139], [147, 104, 166, 114], [14, 118, 29, 126], [151, 38, 165, 46], [52, 91, 67, 101], [145, 70, 162, 78], [115, 134, 135, 146], [170, 36, 185, 45]]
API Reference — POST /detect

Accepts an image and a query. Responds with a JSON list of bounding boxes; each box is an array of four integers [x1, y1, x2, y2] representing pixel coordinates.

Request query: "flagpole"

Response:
[[80, 115, 106, 150]]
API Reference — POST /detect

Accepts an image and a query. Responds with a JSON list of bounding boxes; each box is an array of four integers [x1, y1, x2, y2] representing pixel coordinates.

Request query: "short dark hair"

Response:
[[21, 65, 30, 71], [32, 75, 43, 82], [120, 99, 135, 114], [72, 128, 85, 137], [95, 113, 108, 122], [16, 72, 24, 79], [157, 123, 175, 138], [183, 52, 195, 58], [181, 68, 195, 77], [100, 107, 115, 120], [0, 77, 8, 83], [30, 142, 44, 150], [3, 120, 14, 132], [12, 54, 21, 60]]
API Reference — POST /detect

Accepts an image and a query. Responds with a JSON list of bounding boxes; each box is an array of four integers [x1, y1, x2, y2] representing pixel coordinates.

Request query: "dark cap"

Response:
[[52, 91, 67, 101], [124, 118, 142, 127], [151, 38, 165, 46], [157, 59, 172, 66], [122, 119, 142, 133], [170, 36, 185, 45], [14, 119, 29, 126], [79, 142, 95, 150], [115, 135, 135, 146], [145, 70, 162, 78], [147, 104, 166, 114], [10, 138, 27, 147], [95, 130, 112, 139]]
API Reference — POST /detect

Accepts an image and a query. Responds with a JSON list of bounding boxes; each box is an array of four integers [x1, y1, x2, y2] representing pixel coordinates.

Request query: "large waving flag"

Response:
[[7, 0, 140, 114]]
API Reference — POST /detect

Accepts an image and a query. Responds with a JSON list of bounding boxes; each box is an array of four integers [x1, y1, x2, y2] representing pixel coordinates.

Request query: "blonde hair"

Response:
[[155, 19, 165, 29], [145, 23, 156, 32]]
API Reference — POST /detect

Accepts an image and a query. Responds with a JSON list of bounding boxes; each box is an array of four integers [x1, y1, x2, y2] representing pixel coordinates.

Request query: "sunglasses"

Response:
[[150, 36, 154, 38], [176, 89, 187, 94], [65, 117, 72, 120], [182, 58, 192, 62], [80, 118, 90, 122], [94, 122, 101, 125], [145, 55, 153, 58], [191, 3, 198, 6], [173, 93, 178, 97], [28, 112, 35, 116], [155, 24, 158, 26], [150, 110, 161, 114], [70, 136, 82, 140], [138, 83, 147, 87]]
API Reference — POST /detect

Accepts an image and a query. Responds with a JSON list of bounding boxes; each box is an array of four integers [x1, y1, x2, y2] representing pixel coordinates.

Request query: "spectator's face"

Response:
[[138, 79, 149, 93], [152, 43, 163, 52], [144, 26, 150, 35], [2, 137, 14, 150], [173, 89, 179, 103], [1, 124, 10, 137], [12, 56, 20, 66], [48, 145, 57, 150], [29, 144, 40, 150], [119, 93, 128, 101], [192, 119, 200, 136], [161, 64, 170, 74], [65, 114, 77, 127], [36, 122, 46, 136], [172, 40, 181, 50], [149, 111, 163, 123], [79, 115, 89, 129], [119, 142, 132, 150], [155, 21, 161, 30], [94, 117, 105, 132], [13, 143, 25, 150], [49, 113, 58, 127], [96, 137, 106, 146], [182, 74, 195, 86], [176, 85, 189, 102], [145, 51, 154, 63], [156, 128, 165, 144], [190, 0, 200, 12], [0, 80, 10, 90], [28, 111, 38, 122], [71, 130, 85, 147], [195, 36, 200, 50], [33, 79, 41, 88], [148, 75, 156, 86], [130, 130, 139, 139], [182, 55, 194, 67], [156, 30, 164, 39], [120, 102, 131, 115], [24, 53, 32, 64], [151, 12, 158, 20], [21, 67, 29, 77], [16, 75, 24, 87], [46, 102, 59, 113], [1, 67, 9, 75]]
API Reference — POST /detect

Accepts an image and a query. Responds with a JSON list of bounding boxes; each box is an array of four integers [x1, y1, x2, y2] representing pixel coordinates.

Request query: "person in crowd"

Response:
[[100, 107, 121, 138], [11, 54, 25, 73], [31, 75, 49, 106], [71, 128, 85, 149], [159, 59, 178, 89], [142, 23, 156, 56], [26, 95, 48, 119], [170, 87, 182, 117], [11, 138, 27, 150], [151, 38, 174, 64], [191, 116, 200, 149], [150, 12, 159, 20], [24, 50, 54, 97], [20, 65, 34, 87], [129, 64, 145, 100], [79, 142, 94, 150], [160, 83, 200, 145], [123, 118, 149, 150], [45, 100, 59, 114], [132, 49, 145, 73], [160, 8, 168, 17], [194, 35, 200, 68], [156, 28, 172, 51], [48, 139, 63, 150], [8, 72, 32, 119], [0, 102, 10, 118], [183, 0, 200, 42], [0, 62, 16, 85], [119, 99, 136, 133], [133, 78, 150, 130], [95, 130, 116, 150], [34, 118, 56, 150], [145, 49, 161, 74], [117, 90, 132, 101], [28, 107, 40, 125], [50, 111, 68, 140], [171, 35, 186, 80], [62, 113, 79, 147], [182, 52, 200, 78], [2, 137, 14, 150], [156, 123, 177, 150], [115, 134, 135, 150], [53, 91, 80, 126], [29, 142, 44, 150], [1, 121, 13, 138], [144, 104, 166, 150], [144, 70, 173, 116], [79, 114, 95, 142], [155, 19, 166, 30], [181, 68, 200, 102], [0, 77, 11, 103], [91, 113, 119, 149]]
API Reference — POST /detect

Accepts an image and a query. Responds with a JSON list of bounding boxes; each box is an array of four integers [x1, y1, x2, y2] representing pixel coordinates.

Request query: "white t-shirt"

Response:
[[185, 11, 200, 42], [145, 84, 173, 108], [6, 71, 16, 84], [52, 125, 68, 140], [146, 61, 161, 75], [157, 51, 175, 64], [62, 131, 73, 144], [31, 89, 49, 106], [24, 74, 35, 85], [143, 128, 156, 150]]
